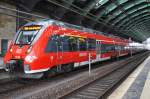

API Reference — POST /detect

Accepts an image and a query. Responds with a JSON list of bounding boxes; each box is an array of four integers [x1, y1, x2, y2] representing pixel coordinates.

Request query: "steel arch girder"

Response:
[[113, 6, 150, 25], [83, 0, 103, 13], [121, 15, 150, 30], [126, 17, 150, 30], [115, 11, 149, 27], [126, 18, 150, 30], [109, 2, 148, 23], [117, 12, 150, 28]]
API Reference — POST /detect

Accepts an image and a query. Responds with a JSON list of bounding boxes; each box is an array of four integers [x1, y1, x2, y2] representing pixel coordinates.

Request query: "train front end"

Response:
[[3, 23, 45, 78]]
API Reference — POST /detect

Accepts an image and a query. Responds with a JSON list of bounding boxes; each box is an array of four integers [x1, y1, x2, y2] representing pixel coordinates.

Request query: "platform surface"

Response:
[[0, 57, 9, 79], [108, 55, 150, 99], [0, 57, 4, 69]]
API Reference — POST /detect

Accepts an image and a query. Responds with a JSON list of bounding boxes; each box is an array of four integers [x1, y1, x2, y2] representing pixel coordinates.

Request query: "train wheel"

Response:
[[62, 63, 74, 72], [43, 63, 74, 78], [43, 67, 58, 78], [111, 56, 116, 61]]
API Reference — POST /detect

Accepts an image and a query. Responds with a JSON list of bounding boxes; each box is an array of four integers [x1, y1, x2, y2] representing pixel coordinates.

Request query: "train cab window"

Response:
[[79, 38, 87, 51], [88, 39, 96, 50], [15, 25, 42, 45], [16, 30, 38, 45]]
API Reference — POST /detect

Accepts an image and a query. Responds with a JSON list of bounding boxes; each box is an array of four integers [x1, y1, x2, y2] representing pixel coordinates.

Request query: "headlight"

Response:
[[25, 55, 37, 63], [10, 47, 13, 52]]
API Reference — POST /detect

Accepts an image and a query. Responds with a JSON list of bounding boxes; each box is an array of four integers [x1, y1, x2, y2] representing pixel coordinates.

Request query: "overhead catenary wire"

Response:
[[0, 5, 49, 20], [47, 0, 123, 30], [0, 11, 33, 22], [0, 3, 131, 32], [46, 0, 135, 38]]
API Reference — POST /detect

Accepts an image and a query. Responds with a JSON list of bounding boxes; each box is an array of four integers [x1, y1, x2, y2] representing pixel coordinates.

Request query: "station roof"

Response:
[[2, 0, 150, 42]]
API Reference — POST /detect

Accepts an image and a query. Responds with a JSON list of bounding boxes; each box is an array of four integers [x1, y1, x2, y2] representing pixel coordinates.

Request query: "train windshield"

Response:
[[15, 25, 42, 45]]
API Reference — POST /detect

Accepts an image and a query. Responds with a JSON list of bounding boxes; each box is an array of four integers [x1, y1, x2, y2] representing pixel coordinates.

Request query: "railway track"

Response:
[[0, 80, 26, 94], [0, 52, 127, 94], [0, 57, 115, 95], [0, 51, 148, 99], [61, 52, 148, 99]]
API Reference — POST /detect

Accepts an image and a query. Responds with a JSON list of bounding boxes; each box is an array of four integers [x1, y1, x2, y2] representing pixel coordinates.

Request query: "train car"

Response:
[[3, 19, 130, 78]]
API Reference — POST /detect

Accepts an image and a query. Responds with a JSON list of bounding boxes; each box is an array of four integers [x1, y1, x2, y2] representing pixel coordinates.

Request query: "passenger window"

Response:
[[79, 38, 87, 51], [59, 36, 69, 52], [68, 36, 78, 51], [101, 44, 106, 53], [45, 35, 58, 52], [96, 41, 101, 54], [106, 44, 115, 52], [115, 45, 119, 51], [45, 34, 71, 52], [121, 46, 125, 51], [88, 39, 96, 50]]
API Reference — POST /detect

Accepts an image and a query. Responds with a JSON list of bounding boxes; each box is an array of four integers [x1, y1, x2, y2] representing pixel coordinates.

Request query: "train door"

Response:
[[56, 35, 71, 71], [115, 45, 120, 58], [56, 36, 64, 66], [96, 40, 101, 61], [112, 41, 117, 57], [48, 34, 63, 67]]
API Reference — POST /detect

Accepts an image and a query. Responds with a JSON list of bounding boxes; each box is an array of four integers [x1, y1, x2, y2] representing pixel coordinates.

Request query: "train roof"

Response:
[[24, 19, 128, 41]]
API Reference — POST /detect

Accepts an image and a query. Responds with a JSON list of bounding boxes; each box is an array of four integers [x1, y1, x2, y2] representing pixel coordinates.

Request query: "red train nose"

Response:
[[10, 45, 31, 59]]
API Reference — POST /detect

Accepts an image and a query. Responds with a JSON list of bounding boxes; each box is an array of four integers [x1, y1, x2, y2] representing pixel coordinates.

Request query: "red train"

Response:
[[4, 19, 130, 78]]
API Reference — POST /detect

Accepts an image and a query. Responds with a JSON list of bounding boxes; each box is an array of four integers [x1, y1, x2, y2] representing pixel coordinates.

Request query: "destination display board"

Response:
[[21, 25, 42, 31]]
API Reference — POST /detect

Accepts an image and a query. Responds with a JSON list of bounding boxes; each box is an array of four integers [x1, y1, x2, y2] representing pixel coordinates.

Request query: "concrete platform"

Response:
[[0, 72, 10, 80], [0, 57, 4, 69], [0, 57, 9, 80], [108, 55, 150, 99]]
